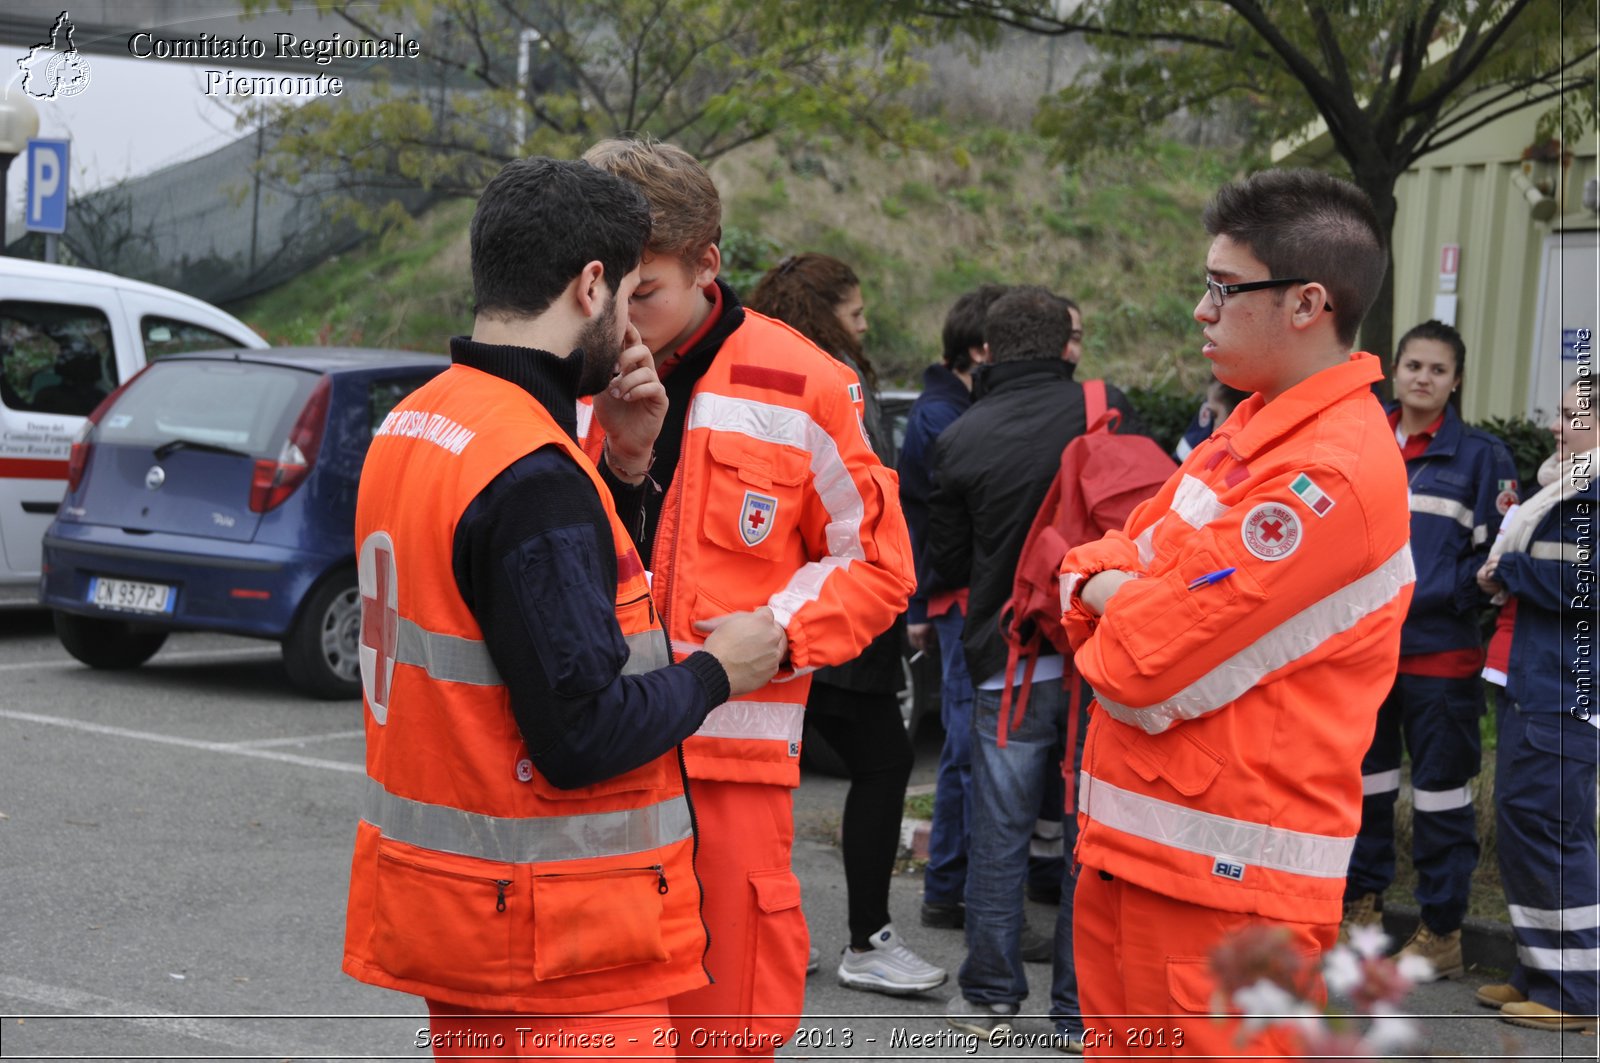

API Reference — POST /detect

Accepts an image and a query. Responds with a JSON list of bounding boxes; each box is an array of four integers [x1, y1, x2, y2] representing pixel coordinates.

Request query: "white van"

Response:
[[1, 260, 268, 603]]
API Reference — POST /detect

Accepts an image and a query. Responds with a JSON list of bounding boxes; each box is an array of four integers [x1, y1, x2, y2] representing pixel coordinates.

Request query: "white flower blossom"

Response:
[[1395, 952, 1434, 984], [1233, 979, 1321, 1036], [1365, 1007, 1421, 1052], [1347, 923, 1391, 959], [1323, 945, 1364, 995]]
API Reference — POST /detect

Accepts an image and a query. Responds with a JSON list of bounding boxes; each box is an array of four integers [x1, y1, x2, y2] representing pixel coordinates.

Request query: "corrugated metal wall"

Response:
[[1390, 106, 1598, 422]]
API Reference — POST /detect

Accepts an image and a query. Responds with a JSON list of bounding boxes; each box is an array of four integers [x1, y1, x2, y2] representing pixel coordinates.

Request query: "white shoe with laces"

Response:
[[836, 923, 948, 996]]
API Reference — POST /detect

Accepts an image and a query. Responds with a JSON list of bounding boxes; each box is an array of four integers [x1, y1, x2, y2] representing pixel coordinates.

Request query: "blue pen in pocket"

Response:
[[1187, 567, 1235, 592]]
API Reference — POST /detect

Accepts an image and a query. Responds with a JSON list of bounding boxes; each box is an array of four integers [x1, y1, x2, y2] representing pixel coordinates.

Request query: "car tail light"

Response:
[[249, 376, 332, 514], [66, 372, 142, 493]]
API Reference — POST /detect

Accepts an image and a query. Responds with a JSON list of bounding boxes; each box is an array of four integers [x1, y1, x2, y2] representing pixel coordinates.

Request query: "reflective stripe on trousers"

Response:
[[1079, 771, 1353, 879], [361, 777, 693, 864]]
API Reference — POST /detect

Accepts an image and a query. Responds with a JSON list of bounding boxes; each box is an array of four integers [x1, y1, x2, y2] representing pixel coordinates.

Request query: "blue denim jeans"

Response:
[[957, 675, 1087, 1036], [922, 606, 974, 907]]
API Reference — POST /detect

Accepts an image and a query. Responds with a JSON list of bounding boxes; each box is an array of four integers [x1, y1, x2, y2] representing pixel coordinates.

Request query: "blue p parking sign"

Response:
[[26, 138, 70, 235]]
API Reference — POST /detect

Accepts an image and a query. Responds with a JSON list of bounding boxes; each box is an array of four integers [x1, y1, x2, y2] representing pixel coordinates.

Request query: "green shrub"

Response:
[[1475, 414, 1554, 488], [720, 225, 783, 297], [1126, 379, 1201, 455]]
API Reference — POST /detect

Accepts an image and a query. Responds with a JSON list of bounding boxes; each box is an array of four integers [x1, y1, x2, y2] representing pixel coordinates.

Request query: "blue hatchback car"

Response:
[[41, 347, 448, 697]]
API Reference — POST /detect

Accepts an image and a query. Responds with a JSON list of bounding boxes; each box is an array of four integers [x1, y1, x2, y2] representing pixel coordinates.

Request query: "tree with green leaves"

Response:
[[240, 0, 927, 228], [880, 0, 1596, 366]]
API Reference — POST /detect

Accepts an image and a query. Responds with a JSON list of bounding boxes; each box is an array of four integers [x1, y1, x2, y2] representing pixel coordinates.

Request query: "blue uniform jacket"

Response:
[[897, 363, 972, 624], [1497, 467, 1599, 715], [1395, 404, 1519, 656]]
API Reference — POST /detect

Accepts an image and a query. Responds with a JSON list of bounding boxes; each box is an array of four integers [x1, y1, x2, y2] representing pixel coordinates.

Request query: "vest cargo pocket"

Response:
[[743, 867, 807, 1034], [372, 841, 516, 996], [531, 865, 669, 980]]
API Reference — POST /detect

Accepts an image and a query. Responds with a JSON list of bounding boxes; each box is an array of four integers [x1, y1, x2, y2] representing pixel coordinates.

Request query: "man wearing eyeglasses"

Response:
[[1058, 169, 1415, 1057]]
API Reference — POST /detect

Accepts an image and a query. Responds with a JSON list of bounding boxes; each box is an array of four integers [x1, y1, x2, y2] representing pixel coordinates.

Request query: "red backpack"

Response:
[[995, 381, 1177, 803]]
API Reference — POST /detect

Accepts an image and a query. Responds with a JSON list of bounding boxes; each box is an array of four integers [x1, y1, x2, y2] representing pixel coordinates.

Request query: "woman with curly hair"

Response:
[[748, 253, 947, 998]]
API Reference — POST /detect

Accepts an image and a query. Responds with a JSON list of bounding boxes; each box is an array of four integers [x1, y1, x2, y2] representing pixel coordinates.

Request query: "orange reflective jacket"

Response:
[[583, 311, 915, 786], [344, 364, 707, 1013], [1059, 354, 1415, 924]]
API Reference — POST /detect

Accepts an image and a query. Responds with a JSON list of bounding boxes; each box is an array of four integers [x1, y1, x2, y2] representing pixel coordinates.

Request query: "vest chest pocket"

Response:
[[701, 433, 809, 561]]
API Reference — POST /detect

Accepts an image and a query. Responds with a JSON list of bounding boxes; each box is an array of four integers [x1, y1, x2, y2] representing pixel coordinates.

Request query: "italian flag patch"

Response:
[[847, 382, 863, 403], [1290, 473, 1335, 516]]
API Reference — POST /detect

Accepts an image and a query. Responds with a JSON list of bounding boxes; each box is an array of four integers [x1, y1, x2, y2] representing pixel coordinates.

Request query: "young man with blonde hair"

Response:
[[581, 137, 916, 1056]]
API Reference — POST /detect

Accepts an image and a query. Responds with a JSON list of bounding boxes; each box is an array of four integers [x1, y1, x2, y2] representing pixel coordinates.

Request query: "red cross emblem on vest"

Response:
[[740, 490, 779, 547], [358, 531, 400, 723], [1241, 502, 1302, 561]]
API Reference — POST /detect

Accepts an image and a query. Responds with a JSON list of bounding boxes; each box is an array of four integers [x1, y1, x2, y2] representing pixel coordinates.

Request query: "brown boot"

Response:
[[1475, 982, 1526, 1009], [1499, 1000, 1598, 1033], [1392, 924, 1464, 981], [1337, 892, 1382, 945]]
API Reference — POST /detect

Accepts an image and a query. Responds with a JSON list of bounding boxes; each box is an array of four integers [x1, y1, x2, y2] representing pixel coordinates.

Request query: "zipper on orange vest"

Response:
[[532, 864, 667, 894], [377, 850, 513, 914], [679, 742, 713, 983], [619, 590, 656, 625]]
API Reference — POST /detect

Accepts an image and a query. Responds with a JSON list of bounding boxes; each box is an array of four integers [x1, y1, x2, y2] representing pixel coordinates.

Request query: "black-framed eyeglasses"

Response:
[[1203, 275, 1317, 308]]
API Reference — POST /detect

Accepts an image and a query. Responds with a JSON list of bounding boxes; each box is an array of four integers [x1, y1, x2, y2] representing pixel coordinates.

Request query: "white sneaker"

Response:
[[836, 923, 948, 996], [806, 946, 820, 975]]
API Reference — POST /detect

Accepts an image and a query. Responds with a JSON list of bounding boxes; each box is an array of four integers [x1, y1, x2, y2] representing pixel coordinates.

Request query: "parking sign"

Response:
[[26, 138, 70, 234]]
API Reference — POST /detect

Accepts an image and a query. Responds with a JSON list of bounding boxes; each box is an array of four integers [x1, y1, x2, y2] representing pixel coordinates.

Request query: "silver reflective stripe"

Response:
[[620, 629, 671, 675], [1517, 944, 1600, 972], [396, 618, 501, 686], [671, 638, 705, 659], [363, 777, 692, 864], [1171, 475, 1227, 529], [1099, 545, 1416, 735], [1409, 492, 1472, 530], [1134, 520, 1162, 566], [1361, 769, 1401, 796], [1079, 772, 1353, 879], [685, 393, 869, 629], [1510, 903, 1600, 932], [1530, 541, 1584, 563], [1412, 782, 1473, 812], [695, 700, 804, 744]]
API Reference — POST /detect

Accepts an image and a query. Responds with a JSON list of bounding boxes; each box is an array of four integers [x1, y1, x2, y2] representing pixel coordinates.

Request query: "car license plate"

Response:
[[88, 577, 174, 614]]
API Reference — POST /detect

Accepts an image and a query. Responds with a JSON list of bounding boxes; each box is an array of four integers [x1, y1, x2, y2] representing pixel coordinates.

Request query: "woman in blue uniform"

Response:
[[1475, 374, 1599, 1032], [1342, 321, 1518, 979]]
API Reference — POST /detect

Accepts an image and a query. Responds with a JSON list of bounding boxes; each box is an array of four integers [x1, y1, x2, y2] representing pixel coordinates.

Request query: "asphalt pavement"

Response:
[[0, 608, 1592, 1061]]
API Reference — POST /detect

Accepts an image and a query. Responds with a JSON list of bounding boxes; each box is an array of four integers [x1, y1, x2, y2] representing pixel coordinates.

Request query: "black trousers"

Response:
[[806, 681, 916, 947]]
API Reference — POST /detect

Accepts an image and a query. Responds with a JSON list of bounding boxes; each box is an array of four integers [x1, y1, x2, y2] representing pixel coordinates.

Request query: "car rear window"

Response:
[[97, 360, 320, 459]]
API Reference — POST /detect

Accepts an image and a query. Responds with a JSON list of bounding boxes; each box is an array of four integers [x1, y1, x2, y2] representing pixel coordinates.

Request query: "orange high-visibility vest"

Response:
[[581, 310, 915, 787], [1060, 354, 1415, 924], [343, 363, 707, 1013]]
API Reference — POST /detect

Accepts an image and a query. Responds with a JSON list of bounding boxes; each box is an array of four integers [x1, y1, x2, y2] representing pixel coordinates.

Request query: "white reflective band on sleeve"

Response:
[[1079, 772, 1353, 878], [671, 639, 705, 659], [1408, 493, 1473, 531], [1516, 945, 1600, 973], [1411, 782, 1473, 812], [362, 778, 692, 864], [1361, 769, 1401, 796], [769, 556, 854, 629], [1510, 903, 1600, 932], [1134, 520, 1161, 567], [1530, 541, 1584, 563], [575, 401, 594, 444], [1171, 476, 1227, 528], [620, 630, 672, 675], [689, 393, 869, 628], [396, 618, 501, 686], [694, 700, 804, 744], [1098, 545, 1416, 735]]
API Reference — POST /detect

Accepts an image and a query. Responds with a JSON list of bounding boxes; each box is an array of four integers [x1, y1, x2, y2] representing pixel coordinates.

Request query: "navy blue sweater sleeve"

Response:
[[898, 399, 965, 622], [452, 445, 730, 790]]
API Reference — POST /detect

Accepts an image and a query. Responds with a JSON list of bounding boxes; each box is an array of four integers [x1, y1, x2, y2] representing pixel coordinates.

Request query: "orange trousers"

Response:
[[666, 778, 809, 1060], [1073, 869, 1335, 1059], [423, 999, 675, 1059]]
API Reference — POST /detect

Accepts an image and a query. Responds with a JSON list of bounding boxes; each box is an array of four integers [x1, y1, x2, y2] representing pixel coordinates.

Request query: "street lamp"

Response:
[[0, 91, 40, 256]]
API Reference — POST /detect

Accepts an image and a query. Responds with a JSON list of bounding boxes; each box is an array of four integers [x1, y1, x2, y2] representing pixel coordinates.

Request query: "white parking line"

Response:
[[234, 730, 365, 749], [0, 974, 342, 1059], [0, 646, 281, 673], [0, 709, 363, 774]]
